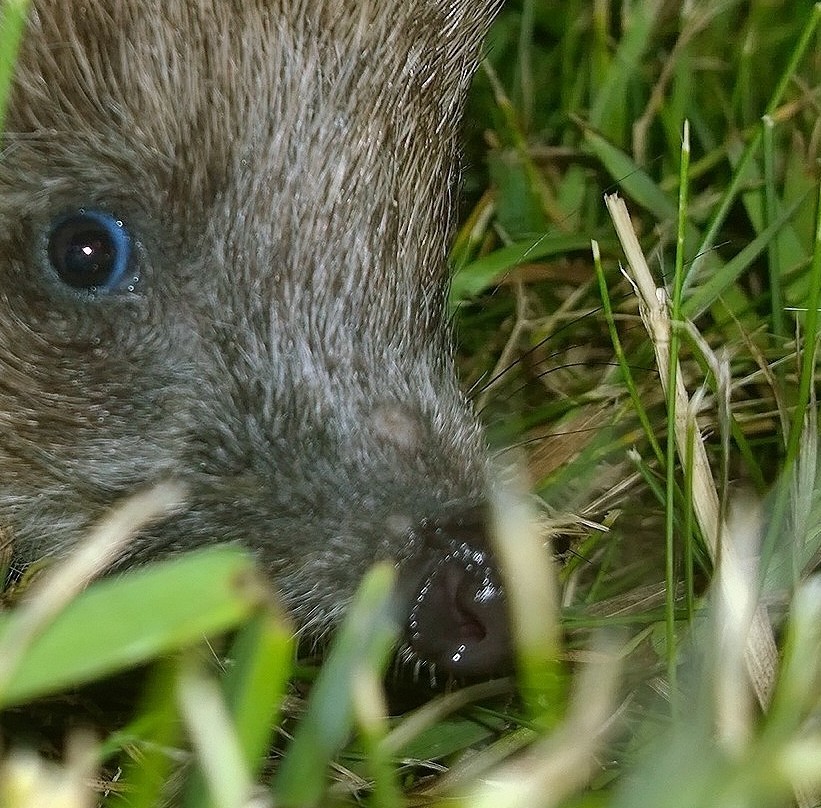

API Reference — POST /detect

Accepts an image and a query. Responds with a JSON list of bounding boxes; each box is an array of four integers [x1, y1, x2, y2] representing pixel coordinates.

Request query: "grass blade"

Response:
[[272, 564, 398, 808], [0, 547, 263, 706]]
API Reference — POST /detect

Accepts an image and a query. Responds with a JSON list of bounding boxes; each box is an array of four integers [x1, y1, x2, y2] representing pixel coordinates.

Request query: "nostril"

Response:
[[407, 553, 511, 676], [454, 564, 499, 642], [454, 606, 486, 644], [402, 508, 513, 677]]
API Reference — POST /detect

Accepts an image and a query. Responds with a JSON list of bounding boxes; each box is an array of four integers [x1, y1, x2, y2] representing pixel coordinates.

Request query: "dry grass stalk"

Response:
[[601, 192, 779, 708]]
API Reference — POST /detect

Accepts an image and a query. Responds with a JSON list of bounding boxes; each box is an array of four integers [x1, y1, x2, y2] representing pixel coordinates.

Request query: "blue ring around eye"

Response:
[[47, 209, 133, 292]]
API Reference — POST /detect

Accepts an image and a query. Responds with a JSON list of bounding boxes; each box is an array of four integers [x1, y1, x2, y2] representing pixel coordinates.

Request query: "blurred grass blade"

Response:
[[181, 611, 294, 808], [0, 482, 188, 697], [352, 667, 402, 808], [490, 479, 563, 723], [0, 0, 29, 134], [0, 732, 98, 808], [0, 547, 263, 706], [769, 577, 821, 735], [222, 610, 294, 773], [770, 576, 821, 804], [272, 563, 398, 808], [177, 657, 263, 808], [464, 634, 621, 808], [108, 659, 185, 808]]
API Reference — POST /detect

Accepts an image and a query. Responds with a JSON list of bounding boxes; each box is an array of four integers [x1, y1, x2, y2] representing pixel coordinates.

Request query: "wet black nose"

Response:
[[404, 508, 512, 677]]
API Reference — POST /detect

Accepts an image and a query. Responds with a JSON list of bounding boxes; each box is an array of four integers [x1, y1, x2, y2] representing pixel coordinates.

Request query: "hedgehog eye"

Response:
[[47, 210, 133, 292]]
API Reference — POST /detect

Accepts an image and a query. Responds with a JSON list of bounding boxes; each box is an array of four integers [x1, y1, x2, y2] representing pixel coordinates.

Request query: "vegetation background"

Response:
[[0, 1, 819, 806]]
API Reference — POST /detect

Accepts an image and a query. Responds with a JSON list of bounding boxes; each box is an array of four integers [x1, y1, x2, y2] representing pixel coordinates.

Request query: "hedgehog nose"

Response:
[[405, 507, 512, 677]]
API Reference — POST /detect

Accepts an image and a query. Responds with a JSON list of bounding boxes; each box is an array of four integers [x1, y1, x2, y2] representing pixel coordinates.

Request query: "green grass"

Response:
[[1, 1, 820, 806]]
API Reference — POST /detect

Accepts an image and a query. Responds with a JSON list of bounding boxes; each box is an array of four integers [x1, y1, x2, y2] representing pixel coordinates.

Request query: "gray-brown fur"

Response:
[[0, 1, 503, 661]]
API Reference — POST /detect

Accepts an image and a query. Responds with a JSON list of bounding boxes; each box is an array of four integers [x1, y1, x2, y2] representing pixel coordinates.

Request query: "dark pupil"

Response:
[[48, 217, 117, 289]]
